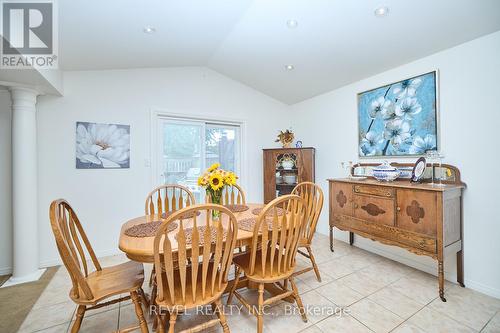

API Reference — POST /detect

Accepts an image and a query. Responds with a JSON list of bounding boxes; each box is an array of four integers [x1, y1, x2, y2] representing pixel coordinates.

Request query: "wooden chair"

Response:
[[206, 183, 246, 205], [145, 184, 196, 215], [145, 184, 196, 289], [153, 204, 238, 333], [291, 182, 324, 282], [226, 195, 309, 333], [49, 199, 149, 333]]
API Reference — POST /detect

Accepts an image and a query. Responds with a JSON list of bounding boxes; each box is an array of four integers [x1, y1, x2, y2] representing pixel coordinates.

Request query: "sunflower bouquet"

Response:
[[197, 163, 238, 218]]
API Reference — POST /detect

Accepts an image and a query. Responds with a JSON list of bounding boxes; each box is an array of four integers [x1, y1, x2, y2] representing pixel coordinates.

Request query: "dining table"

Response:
[[118, 203, 293, 301]]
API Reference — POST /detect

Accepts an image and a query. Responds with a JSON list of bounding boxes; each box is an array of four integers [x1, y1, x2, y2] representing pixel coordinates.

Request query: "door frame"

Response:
[[149, 108, 247, 198]]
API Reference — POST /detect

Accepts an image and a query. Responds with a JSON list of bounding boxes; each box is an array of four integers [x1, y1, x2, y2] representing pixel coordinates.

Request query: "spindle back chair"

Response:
[[145, 184, 195, 215], [291, 182, 324, 281], [49, 199, 149, 333], [226, 195, 309, 333], [205, 183, 246, 205], [153, 204, 238, 333]]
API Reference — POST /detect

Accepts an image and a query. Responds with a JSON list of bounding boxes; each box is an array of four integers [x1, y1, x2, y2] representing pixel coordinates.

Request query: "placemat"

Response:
[[161, 210, 201, 219], [175, 226, 227, 245], [251, 207, 285, 217], [238, 217, 281, 232], [124, 221, 178, 237], [224, 204, 249, 213]]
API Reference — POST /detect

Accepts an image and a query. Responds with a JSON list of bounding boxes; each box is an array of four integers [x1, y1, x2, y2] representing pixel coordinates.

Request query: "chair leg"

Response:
[[139, 288, 151, 313], [227, 266, 241, 305], [168, 311, 177, 333], [290, 278, 307, 323], [306, 246, 321, 282], [156, 313, 166, 333], [151, 282, 158, 330], [257, 283, 265, 333], [70, 305, 86, 333], [131, 290, 149, 333], [214, 300, 230, 333], [149, 266, 156, 287]]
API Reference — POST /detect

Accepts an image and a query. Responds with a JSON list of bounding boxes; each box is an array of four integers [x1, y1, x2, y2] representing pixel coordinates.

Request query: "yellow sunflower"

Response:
[[207, 163, 220, 173], [225, 172, 237, 186], [209, 173, 224, 191]]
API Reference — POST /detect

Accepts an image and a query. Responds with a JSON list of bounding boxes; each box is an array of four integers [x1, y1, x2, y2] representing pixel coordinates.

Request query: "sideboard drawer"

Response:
[[353, 184, 394, 198], [353, 194, 395, 226]]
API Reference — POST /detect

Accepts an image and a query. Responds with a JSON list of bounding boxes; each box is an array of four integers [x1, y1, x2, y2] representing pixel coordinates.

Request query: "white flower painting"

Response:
[[76, 122, 130, 169], [358, 72, 438, 157]]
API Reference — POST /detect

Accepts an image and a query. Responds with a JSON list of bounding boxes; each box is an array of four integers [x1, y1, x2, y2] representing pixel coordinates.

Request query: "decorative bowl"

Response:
[[283, 175, 297, 184], [372, 161, 400, 182], [281, 158, 295, 170]]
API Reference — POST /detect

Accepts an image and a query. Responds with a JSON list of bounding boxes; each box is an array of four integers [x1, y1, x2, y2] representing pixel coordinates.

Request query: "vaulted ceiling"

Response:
[[59, 0, 500, 104]]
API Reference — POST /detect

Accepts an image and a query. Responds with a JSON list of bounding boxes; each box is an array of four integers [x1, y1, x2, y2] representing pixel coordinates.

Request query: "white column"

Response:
[[3, 87, 45, 287]]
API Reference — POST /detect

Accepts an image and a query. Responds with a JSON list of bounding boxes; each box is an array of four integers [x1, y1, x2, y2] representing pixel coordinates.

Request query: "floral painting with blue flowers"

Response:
[[358, 71, 438, 157]]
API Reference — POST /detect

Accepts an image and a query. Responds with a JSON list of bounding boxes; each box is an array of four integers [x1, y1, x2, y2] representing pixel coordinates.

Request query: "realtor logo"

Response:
[[1, 0, 58, 68]]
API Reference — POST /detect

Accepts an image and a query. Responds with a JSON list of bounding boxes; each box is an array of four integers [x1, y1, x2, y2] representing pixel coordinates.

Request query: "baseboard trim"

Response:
[[39, 248, 123, 268], [0, 266, 12, 275], [323, 230, 500, 299]]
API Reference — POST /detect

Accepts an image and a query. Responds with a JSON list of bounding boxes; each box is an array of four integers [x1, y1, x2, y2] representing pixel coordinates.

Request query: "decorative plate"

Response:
[[411, 157, 427, 183]]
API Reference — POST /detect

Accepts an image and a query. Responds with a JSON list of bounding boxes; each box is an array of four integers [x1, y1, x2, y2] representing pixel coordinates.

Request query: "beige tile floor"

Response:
[[17, 234, 500, 333]]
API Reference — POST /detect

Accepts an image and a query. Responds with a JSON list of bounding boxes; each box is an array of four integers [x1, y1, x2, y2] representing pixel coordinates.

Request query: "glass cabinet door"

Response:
[[274, 152, 298, 197]]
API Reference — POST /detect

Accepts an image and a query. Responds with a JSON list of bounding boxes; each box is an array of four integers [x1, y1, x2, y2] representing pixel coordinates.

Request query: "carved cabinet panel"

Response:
[[330, 182, 352, 216], [353, 194, 395, 226], [396, 189, 437, 236]]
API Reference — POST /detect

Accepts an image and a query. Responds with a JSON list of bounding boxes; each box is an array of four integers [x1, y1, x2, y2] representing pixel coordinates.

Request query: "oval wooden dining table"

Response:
[[119, 203, 265, 263], [118, 202, 294, 305]]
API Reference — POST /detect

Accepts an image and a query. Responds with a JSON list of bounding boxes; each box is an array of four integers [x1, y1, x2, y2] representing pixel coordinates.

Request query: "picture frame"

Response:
[[358, 71, 439, 158], [75, 121, 131, 169]]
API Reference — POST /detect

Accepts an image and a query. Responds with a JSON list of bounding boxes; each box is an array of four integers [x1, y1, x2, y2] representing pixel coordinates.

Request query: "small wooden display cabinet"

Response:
[[263, 148, 315, 203], [329, 162, 465, 302]]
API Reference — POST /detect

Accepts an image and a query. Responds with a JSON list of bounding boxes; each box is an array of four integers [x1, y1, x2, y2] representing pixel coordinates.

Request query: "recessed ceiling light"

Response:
[[143, 26, 156, 34], [286, 19, 298, 28], [285, 64, 295, 71], [374, 6, 389, 17]]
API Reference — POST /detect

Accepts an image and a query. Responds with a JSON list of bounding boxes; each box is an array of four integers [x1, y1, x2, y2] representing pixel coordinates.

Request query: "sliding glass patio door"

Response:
[[157, 117, 240, 202]]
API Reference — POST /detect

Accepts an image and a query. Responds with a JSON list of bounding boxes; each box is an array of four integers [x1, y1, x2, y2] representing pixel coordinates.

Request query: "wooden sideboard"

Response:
[[329, 164, 465, 302]]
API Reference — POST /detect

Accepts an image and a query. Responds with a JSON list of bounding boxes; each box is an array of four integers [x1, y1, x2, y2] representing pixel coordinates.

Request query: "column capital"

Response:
[[9, 86, 40, 109]]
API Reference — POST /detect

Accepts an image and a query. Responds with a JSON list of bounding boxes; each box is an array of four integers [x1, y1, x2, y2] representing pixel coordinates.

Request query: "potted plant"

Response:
[[275, 129, 295, 148]]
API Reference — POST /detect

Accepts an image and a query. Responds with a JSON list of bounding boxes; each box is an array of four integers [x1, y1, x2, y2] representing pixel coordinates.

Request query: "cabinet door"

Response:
[[353, 194, 395, 226], [330, 182, 352, 216], [297, 148, 315, 183], [396, 189, 437, 236], [263, 150, 277, 203]]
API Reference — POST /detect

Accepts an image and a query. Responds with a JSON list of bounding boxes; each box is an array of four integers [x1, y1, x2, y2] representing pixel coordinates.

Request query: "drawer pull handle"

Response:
[[385, 191, 392, 197], [354, 186, 360, 192], [397, 206, 401, 212], [353, 203, 359, 209]]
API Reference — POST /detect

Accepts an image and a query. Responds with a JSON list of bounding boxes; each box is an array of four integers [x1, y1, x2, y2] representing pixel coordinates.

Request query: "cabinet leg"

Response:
[[329, 226, 334, 252], [349, 232, 354, 246], [457, 250, 465, 287], [438, 260, 446, 302]]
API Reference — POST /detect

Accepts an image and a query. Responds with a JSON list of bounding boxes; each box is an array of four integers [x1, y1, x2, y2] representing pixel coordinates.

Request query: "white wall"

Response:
[[291, 31, 500, 298], [0, 89, 12, 275], [36, 67, 289, 268]]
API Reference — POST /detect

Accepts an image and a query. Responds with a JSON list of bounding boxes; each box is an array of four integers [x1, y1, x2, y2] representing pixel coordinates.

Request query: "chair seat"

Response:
[[298, 237, 309, 247], [155, 262, 228, 311], [71, 260, 145, 305], [233, 250, 295, 283]]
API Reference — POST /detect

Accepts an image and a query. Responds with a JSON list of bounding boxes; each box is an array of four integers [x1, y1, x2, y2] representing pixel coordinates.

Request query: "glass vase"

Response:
[[210, 190, 222, 221]]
